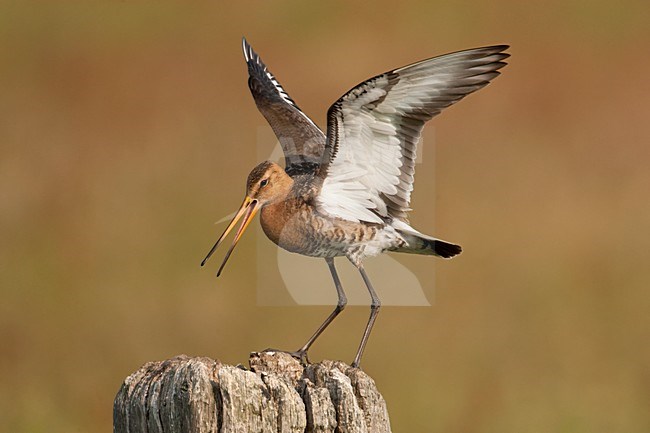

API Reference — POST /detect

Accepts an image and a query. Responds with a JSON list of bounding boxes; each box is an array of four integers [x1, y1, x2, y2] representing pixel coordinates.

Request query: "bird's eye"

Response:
[[260, 179, 269, 187]]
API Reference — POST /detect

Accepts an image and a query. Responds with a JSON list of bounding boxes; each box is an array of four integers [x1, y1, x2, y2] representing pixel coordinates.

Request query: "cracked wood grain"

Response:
[[113, 352, 391, 433]]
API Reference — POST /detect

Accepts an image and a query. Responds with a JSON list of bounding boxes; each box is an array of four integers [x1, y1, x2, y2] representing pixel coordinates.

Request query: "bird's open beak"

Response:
[[201, 196, 260, 276]]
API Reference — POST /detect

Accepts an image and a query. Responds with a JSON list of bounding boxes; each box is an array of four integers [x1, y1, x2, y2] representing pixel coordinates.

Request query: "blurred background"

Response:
[[1, 1, 649, 432]]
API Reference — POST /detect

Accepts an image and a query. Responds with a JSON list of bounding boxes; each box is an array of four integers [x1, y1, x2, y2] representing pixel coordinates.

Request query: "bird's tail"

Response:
[[392, 223, 462, 259]]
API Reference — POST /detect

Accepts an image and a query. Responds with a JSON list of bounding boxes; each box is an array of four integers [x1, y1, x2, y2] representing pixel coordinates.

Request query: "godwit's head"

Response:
[[201, 161, 292, 275], [244, 161, 293, 204]]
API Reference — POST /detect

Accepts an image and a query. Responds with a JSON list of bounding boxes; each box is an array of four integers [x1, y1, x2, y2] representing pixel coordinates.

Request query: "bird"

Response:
[[202, 37, 509, 368]]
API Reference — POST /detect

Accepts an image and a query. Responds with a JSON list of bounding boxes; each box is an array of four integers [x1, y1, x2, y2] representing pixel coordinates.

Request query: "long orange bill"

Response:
[[200, 197, 260, 277], [216, 200, 260, 277]]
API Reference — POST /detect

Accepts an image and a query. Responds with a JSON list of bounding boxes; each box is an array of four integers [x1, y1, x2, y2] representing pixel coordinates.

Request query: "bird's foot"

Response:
[[288, 349, 311, 366], [260, 348, 311, 366]]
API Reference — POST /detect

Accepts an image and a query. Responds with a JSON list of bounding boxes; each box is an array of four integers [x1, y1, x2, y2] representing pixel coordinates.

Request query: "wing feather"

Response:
[[242, 38, 326, 167], [317, 45, 509, 223]]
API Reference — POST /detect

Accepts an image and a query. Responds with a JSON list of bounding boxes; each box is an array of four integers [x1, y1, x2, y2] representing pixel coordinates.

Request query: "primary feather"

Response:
[[242, 37, 326, 167]]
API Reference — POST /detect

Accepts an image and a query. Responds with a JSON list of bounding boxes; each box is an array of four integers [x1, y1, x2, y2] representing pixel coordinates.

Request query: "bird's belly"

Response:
[[260, 205, 404, 262]]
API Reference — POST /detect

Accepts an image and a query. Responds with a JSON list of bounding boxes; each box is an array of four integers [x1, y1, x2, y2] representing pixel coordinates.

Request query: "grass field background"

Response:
[[1, 1, 649, 432]]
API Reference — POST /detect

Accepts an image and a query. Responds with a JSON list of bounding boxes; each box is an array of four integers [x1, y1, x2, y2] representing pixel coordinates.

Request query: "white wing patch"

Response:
[[317, 45, 509, 223], [319, 76, 405, 223]]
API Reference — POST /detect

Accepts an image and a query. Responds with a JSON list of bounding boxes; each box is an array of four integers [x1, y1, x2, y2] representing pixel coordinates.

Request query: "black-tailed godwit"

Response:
[[202, 38, 509, 367]]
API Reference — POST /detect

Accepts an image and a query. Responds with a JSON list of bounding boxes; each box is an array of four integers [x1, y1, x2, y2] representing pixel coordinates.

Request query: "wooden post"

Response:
[[113, 351, 391, 433]]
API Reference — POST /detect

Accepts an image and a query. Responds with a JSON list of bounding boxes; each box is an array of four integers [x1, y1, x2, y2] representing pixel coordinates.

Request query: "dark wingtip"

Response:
[[434, 240, 462, 258]]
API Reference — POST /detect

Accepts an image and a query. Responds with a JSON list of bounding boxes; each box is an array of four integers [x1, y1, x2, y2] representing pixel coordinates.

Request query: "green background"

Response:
[[1, 1, 649, 432]]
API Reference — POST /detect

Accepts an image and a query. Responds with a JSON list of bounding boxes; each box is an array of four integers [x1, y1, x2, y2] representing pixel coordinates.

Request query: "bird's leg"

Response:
[[291, 257, 347, 364], [352, 265, 381, 368]]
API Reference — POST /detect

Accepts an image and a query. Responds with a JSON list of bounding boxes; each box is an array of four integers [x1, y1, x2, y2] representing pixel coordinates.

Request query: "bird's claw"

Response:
[[289, 349, 311, 366]]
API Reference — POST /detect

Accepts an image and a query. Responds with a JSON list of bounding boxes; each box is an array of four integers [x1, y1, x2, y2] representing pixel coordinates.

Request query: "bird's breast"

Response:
[[260, 200, 314, 254], [259, 202, 288, 246]]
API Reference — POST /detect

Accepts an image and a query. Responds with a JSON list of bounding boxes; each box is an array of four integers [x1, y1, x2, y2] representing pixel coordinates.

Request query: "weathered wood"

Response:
[[114, 351, 391, 433]]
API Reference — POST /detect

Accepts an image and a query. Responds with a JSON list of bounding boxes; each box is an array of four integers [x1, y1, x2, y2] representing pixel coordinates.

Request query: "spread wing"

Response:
[[317, 45, 509, 223], [242, 37, 326, 167]]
